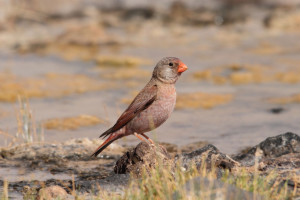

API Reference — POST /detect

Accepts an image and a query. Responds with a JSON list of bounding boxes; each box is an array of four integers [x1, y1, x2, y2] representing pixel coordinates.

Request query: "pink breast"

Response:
[[127, 85, 176, 134]]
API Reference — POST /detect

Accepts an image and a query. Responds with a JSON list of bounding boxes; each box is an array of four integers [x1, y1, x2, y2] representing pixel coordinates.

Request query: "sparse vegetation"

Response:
[[176, 92, 233, 109], [1, 180, 8, 200], [0, 72, 110, 102], [16, 97, 44, 144], [96, 56, 151, 68], [193, 64, 300, 85], [3, 159, 293, 199], [268, 93, 300, 104], [0, 97, 44, 146], [110, 158, 292, 200], [44, 115, 108, 130]]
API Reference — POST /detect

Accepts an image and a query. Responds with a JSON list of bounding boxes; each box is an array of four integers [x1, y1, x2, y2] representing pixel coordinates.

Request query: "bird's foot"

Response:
[[149, 143, 155, 147]]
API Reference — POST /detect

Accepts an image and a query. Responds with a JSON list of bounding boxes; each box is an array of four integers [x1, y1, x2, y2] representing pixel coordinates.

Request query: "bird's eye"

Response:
[[169, 62, 173, 66]]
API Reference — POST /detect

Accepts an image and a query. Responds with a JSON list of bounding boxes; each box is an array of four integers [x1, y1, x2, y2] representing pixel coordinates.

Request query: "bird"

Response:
[[91, 57, 188, 157]]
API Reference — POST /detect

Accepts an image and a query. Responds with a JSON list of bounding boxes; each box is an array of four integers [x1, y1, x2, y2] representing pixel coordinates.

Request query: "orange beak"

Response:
[[177, 61, 188, 73]]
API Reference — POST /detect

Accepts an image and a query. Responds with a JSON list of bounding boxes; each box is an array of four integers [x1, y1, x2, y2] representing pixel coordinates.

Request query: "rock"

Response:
[[233, 132, 300, 196], [234, 132, 300, 166], [115, 143, 239, 177], [175, 144, 239, 175], [114, 142, 172, 176], [37, 185, 68, 200], [257, 153, 300, 189], [173, 177, 264, 200], [269, 107, 284, 114], [77, 173, 130, 194]]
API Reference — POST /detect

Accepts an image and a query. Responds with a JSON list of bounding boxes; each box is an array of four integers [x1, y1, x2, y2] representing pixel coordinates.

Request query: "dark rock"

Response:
[[233, 132, 300, 196], [122, 8, 155, 20], [234, 132, 300, 166], [269, 107, 284, 114], [173, 176, 264, 200], [114, 142, 172, 176], [257, 153, 300, 188], [175, 144, 239, 176], [114, 143, 239, 179], [76, 173, 130, 194]]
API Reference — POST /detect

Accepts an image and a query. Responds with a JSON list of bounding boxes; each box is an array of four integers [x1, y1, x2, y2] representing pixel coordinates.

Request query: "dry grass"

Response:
[[176, 92, 233, 109], [43, 115, 107, 130], [1, 180, 8, 200], [11, 17, 151, 65], [92, 159, 293, 200], [193, 64, 300, 85], [0, 97, 44, 146], [96, 56, 151, 68], [16, 97, 44, 144], [268, 94, 300, 104], [34, 43, 101, 61], [213, 30, 243, 46], [0, 72, 110, 102], [267, 10, 300, 31], [16, 24, 111, 61], [250, 42, 283, 55], [275, 71, 300, 83]]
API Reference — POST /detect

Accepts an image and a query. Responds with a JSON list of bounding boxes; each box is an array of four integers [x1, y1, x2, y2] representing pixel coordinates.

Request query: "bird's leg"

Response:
[[140, 133, 155, 145], [134, 132, 147, 143]]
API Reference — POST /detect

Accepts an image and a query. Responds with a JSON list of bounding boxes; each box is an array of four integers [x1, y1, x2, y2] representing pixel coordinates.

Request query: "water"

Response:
[[0, 167, 72, 182], [0, 3, 300, 156], [1, 29, 299, 154]]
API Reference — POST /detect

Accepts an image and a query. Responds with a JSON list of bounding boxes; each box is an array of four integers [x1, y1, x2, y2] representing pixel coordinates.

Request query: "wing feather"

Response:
[[100, 84, 158, 138]]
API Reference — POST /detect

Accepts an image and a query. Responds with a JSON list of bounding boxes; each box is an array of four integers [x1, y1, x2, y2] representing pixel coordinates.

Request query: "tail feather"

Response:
[[91, 134, 121, 157]]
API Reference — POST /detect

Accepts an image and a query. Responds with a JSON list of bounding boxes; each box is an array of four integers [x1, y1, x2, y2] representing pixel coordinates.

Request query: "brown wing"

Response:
[[100, 84, 158, 138]]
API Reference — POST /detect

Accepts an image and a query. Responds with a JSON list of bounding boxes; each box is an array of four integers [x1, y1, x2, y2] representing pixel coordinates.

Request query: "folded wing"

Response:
[[100, 84, 158, 138]]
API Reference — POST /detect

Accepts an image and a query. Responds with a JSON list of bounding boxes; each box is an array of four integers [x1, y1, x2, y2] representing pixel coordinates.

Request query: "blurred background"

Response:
[[0, 0, 300, 154]]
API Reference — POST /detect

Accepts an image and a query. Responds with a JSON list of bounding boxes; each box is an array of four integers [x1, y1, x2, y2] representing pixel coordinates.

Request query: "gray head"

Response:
[[152, 57, 188, 84]]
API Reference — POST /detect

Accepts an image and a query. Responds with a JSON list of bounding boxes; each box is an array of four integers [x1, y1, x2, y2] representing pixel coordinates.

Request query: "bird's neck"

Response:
[[153, 76, 178, 84]]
